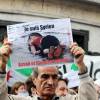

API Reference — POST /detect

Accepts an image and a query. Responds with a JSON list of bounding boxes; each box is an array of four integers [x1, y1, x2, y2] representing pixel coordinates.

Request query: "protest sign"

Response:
[[7, 18, 73, 69], [7, 18, 74, 87]]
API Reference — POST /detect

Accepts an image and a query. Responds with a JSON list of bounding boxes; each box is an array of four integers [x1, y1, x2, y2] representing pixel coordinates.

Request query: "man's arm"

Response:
[[0, 40, 11, 100], [0, 40, 11, 94], [69, 43, 97, 100], [0, 40, 33, 100], [78, 70, 97, 100]]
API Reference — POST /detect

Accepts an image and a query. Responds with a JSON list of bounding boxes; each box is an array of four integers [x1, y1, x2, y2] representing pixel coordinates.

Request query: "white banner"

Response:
[[84, 55, 100, 80]]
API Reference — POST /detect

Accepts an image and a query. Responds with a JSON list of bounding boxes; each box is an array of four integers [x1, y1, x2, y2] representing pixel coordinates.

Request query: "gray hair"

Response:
[[33, 66, 59, 78], [33, 67, 39, 78]]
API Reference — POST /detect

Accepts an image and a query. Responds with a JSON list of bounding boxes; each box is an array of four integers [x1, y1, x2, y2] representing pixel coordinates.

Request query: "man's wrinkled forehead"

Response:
[[38, 66, 58, 74]]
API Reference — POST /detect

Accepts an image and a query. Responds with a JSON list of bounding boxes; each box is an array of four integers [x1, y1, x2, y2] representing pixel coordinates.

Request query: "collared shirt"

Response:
[[35, 94, 59, 100]]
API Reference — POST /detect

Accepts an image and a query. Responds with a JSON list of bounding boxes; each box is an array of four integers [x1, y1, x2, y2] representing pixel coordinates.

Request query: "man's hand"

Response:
[[70, 42, 86, 74], [0, 39, 12, 72]]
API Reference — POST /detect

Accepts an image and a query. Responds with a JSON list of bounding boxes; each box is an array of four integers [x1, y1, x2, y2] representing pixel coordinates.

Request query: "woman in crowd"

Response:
[[11, 81, 29, 96]]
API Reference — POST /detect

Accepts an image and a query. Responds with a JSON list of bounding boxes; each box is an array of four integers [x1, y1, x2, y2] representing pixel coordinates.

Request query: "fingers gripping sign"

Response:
[[0, 39, 12, 72], [70, 42, 86, 74]]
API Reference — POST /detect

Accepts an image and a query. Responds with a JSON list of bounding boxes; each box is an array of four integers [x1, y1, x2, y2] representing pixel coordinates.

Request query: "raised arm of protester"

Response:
[[0, 39, 33, 100], [0, 38, 11, 73], [67, 42, 98, 100]]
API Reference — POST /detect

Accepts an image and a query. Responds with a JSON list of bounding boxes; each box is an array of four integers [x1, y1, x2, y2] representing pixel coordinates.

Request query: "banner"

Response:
[[84, 55, 100, 80]]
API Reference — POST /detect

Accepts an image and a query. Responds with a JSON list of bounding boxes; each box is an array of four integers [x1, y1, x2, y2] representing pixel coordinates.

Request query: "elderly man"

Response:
[[0, 39, 97, 100]]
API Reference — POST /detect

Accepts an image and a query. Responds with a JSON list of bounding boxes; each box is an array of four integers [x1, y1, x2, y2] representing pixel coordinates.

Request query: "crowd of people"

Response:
[[8, 74, 77, 97], [0, 38, 99, 100]]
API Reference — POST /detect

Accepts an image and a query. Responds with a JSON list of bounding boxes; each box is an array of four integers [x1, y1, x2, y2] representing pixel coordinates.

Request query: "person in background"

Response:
[[25, 76, 36, 97], [0, 40, 97, 100], [55, 78, 68, 96], [11, 81, 29, 96], [94, 79, 100, 100], [55, 77, 77, 96], [0, 33, 6, 45]]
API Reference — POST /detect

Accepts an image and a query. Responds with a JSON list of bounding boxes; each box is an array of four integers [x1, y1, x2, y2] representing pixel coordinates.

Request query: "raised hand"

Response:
[[70, 42, 86, 73], [0, 38, 12, 72]]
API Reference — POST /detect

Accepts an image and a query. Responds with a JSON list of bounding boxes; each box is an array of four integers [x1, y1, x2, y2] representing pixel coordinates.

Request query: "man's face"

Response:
[[55, 80, 68, 96], [17, 85, 26, 93], [34, 66, 58, 96]]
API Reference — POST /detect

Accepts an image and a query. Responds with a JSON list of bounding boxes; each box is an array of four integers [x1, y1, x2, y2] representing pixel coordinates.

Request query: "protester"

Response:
[[94, 79, 100, 100], [25, 76, 36, 96], [55, 78, 68, 96], [0, 40, 97, 100], [55, 77, 77, 96], [11, 81, 29, 96]]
